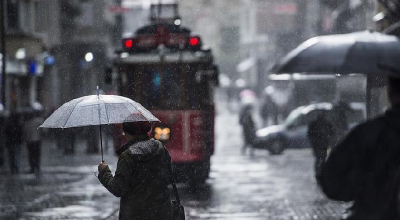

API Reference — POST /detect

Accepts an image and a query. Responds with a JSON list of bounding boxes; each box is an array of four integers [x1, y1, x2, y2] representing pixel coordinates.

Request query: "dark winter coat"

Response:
[[98, 137, 172, 220], [308, 115, 334, 173], [307, 115, 334, 149], [317, 105, 400, 220], [307, 116, 333, 147], [4, 114, 23, 146], [239, 108, 256, 145]]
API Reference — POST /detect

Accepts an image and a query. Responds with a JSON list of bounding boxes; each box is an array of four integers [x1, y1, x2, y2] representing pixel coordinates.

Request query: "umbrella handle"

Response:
[[99, 124, 104, 162], [97, 85, 104, 162]]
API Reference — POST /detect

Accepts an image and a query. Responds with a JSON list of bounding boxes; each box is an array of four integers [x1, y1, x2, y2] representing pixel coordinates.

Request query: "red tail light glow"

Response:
[[124, 39, 134, 48], [189, 37, 200, 46]]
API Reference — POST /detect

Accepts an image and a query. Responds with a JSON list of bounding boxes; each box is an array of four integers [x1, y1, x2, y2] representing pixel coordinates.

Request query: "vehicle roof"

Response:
[[293, 102, 366, 117], [114, 50, 214, 64], [295, 102, 333, 115], [136, 23, 191, 35], [269, 73, 337, 81]]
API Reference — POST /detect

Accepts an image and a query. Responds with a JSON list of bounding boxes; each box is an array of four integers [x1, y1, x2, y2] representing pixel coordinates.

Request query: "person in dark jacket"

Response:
[[260, 95, 278, 126], [5, 113, 23, 174], [239, 104, 256, 155], [317, 77, 400, 220], [23, 111, 44, 174], [307, 112, 334, 174], [98, 121, 172, 220], [331, 100, 351, 145]]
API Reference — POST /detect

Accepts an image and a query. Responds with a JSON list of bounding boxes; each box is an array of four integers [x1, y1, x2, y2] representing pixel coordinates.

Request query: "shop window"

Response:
[[34, 0, 48, 33], [6, 0, 19, 30], [6, 0, 35, 33]]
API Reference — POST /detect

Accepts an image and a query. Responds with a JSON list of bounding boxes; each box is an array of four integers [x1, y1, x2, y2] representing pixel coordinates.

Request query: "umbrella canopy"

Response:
[[271, 30, 400, 76], [40, 95, 159, 128]]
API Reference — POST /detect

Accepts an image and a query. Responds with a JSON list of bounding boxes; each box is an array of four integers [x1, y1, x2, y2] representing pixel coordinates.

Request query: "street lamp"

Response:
[[15, 48, 26, 60], [85, 52, 94, 62]]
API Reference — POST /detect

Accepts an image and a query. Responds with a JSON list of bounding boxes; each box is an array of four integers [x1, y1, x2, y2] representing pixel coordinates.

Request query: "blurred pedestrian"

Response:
[[317, 77, 400, 219], [239, 104, 256, 155], [260, 95, 278, 126], [23, 111, 44, 174], [331, 100, 351, 145], [307, 112, 334, 174], [5, 113, 23, 174], [61, 129, 75, 155], [97, 121, 172, 219], [87, 127, 99, 154], [260, 95, 270, 126]]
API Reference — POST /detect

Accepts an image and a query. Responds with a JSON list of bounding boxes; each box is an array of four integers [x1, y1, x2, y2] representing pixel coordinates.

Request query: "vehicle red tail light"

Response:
[[189, 37, 200, 46], [124, 39, 134, 49]]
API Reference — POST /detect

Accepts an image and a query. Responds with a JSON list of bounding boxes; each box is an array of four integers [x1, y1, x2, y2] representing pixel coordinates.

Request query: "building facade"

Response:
[[1, 0, 117, 115], [0, 0, 52, 113]]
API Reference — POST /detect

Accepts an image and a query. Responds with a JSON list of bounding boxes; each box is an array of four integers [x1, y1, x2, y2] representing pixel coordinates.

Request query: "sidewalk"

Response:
[[0, 137, 120, 219]]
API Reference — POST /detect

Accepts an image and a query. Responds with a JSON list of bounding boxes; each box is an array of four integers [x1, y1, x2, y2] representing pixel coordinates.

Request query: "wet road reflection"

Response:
[[0, 102, 347, 220]]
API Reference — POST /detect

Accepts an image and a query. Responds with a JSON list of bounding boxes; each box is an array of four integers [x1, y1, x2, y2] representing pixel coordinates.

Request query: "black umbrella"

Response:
[[271, 30, 400, 118], [271, 30, 400, 76]]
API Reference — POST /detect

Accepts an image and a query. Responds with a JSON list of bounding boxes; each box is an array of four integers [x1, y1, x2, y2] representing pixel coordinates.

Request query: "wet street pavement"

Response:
[[0, 101, 349, 220], [178, 102, 348, 220], [0, 139, 120, 220]]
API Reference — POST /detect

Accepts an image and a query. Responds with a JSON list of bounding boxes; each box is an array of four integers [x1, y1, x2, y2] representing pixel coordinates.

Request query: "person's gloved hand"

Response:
[[98, 162, 108, 173]]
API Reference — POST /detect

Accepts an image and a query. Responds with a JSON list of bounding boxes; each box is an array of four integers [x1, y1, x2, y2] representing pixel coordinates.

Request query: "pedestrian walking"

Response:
[[260, 95, 277, 126], [331, 100, 351, 145], [53, 128, 75, 155], [23, 111, 44, 174], [239, 104, 256, 155], [317, 77, 400, 220], [86, 127, 99, 154], [4, 113, 23, 174], [98, 121, 173, 220], [307, 112, 334, 174]]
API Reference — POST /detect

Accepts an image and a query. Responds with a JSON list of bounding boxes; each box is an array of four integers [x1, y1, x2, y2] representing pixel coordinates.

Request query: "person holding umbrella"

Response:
[[40, 90, 182, 219], [317, 77, 400, 219], [97, 121, 173, 220]]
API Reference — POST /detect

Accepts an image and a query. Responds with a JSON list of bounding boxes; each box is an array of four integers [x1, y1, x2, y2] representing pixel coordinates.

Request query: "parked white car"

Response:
[[254, 102, 366, 155]]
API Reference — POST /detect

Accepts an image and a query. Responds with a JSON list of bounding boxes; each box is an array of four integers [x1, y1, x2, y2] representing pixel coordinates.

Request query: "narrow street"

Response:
[[181, 101, 348, 219], [0, 0, 396, 219], [0, 100, 348, 220]]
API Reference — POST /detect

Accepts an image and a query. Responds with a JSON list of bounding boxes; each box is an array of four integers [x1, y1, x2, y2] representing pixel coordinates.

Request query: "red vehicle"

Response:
[[110, 3, 219, 184]]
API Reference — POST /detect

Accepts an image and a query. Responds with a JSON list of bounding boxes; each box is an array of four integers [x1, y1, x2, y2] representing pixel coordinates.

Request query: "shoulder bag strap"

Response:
[[163, 146, 181, 204]]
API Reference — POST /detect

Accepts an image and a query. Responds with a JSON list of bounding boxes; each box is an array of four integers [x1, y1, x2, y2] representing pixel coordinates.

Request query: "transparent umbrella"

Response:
[[40, 87, 160, 161]]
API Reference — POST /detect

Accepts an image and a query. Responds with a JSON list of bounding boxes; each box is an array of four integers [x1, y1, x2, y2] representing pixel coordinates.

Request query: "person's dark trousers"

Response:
[[0, 143, 4, 167], [27, 141, 42, 173], [311, 141, 327, 175], [7, 143, 21, 174]]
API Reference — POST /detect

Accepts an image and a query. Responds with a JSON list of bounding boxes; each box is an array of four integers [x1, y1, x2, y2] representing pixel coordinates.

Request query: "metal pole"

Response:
[[366, 76, 371, 119], [99, 124, 104, 162], [158, 0, 161, 22], [97, 86, 104, 162], [1, 0, 6, 109]]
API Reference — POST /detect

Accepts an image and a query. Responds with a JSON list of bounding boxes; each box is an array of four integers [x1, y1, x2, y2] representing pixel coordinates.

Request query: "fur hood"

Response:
[[127, 138, 164, 162]]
